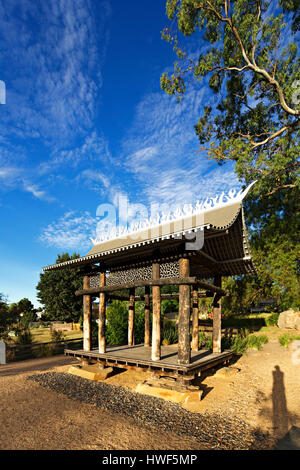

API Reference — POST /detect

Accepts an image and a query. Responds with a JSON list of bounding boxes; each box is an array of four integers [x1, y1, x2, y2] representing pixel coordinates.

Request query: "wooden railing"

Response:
[[5, 337, 84, 363]]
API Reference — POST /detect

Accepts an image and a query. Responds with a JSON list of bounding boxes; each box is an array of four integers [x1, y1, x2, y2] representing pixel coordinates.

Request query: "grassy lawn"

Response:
[[30, 328, 83, 343]]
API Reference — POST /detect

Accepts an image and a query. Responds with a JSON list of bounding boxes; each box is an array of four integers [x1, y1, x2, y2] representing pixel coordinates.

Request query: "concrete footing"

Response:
[[68, 364, 113, 381], [135, 381, 203, 412]]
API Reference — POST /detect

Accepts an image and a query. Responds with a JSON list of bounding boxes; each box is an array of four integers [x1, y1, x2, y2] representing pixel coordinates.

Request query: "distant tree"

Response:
[[19, 311, 38, 329], [36, 253, 83, 322], [17, 298, 34, 314], [0, 293, 19, 340]]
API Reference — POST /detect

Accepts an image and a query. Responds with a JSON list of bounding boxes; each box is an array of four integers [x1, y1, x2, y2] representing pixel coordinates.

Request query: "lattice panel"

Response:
[[107, 265, 153, 286], [160, 261, 179, 279], [90, 275, 100, 288], [106, 260, 179, 286]]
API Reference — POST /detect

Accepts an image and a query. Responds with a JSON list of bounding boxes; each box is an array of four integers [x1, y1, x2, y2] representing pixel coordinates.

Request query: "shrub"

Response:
[[50, 329, 65, 343], [105, 300, 146, 346], [279, 333, 300, 348], [15, 328, 33, 344], [247, 334, 268, 350], [198, 331, 212, 350], [279, 334, 292, 347], [162, 323, 178, 345], [265, 312, 279, 327], [36, 343, 55, 358], [230, 330, 250, 355], [105, 301, 128, 346]]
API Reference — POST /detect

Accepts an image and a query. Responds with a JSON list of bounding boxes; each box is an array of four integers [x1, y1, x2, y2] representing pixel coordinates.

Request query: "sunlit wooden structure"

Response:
[[43, 184, 256, 383]]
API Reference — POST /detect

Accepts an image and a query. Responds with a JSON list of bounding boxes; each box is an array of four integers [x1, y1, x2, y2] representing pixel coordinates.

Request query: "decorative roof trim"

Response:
[[42, 182, 256, 272]]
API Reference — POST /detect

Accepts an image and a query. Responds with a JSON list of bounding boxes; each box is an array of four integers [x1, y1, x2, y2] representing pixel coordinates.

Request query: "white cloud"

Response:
[[0, 0, 112, 201], [0, 165, 53, 201], [0, 0, 111, 145], [121, 86, 238, 208], [39, 211, 97, 250]]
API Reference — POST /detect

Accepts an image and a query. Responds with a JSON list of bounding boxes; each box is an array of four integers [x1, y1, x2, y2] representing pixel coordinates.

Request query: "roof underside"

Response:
[[43, 201, 256, 277]]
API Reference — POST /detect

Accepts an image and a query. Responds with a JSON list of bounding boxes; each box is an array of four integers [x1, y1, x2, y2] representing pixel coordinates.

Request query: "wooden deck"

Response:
[[64, 344, 233, 375]]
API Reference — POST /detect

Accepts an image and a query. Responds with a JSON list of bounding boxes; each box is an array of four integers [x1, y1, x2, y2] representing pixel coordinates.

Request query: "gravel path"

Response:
[[28, 372, 273, 450]]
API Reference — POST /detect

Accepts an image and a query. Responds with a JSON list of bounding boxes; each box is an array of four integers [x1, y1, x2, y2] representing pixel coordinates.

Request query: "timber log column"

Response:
[[83, 275, 92, 352], [178, 257, 191, 365], [191, 286, 199, 352], [144, 285, 150, 347], [151, 263, 161, 361], [212, 275, 222, 353], [99, 271, 106, 354], [128, 288, 135, 346]]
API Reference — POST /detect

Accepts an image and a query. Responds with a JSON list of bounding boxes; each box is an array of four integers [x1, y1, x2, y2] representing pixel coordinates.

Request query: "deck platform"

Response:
[[65, 344, 233, 377]]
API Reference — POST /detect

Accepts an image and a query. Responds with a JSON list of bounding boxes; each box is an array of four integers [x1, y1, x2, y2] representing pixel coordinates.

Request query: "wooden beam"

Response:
[[191, 287, 199, 352], [83, 275, 92, 352], [152, 263, 161, 361], [212, 275, 222, 354], [178, 258, 191, 365], [75, 277, 227, 296], [98, 272, 106, 354], [144, 286, 150, 347], [107, 292, 212, 302], [75, 277, 197, 295], [128, 288, 135, 346]]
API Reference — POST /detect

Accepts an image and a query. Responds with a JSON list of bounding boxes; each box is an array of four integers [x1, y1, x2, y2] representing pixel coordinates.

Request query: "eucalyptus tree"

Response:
[[161, 0, 300, 308]]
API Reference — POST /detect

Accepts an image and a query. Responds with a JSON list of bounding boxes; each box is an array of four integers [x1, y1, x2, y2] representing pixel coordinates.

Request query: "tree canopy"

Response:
[[36, 253, 83, 322], [161, 0, 300, 310]]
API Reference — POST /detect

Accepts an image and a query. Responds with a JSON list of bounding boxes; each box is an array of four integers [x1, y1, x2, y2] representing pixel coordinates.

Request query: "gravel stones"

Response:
[[28, 372, 273, 450]]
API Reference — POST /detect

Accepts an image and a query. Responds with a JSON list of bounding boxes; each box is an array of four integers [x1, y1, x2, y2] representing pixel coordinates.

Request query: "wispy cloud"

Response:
[[39, 211, 97, 250], [122, 86, 238, 207], [0, 0, 111, 145], [0, 166, 54, 201], [0, 0, 112, 199]]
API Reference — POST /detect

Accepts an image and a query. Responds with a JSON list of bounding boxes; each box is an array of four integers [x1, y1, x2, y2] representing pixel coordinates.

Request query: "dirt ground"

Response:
[[0, 329, 299, 450]]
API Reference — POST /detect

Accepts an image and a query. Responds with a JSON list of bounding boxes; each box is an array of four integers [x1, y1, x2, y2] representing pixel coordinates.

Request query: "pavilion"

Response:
[[43, 183, 256, 385]]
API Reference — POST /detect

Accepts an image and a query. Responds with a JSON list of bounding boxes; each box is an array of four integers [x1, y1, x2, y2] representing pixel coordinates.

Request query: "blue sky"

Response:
[[0, 0, 239, 306]]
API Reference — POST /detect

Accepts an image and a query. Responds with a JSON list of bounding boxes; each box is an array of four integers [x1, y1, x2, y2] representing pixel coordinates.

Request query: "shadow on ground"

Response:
[[0, 355, 77, 377]]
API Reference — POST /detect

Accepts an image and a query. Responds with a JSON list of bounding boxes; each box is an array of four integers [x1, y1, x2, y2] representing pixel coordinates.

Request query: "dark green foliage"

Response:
[[36, 253, 83, 322], [106, 301, 129, 346], [15, 328, 33, 345], [105, 300, 146, 346], [50, 329, 65, 343], [162, 322, 178, 344], [19, 310, 37, 329], [0, 293, 19, 340], [161, 1, 300, 311], [279, 333, 300, 347], [265, 312, 280, 326]]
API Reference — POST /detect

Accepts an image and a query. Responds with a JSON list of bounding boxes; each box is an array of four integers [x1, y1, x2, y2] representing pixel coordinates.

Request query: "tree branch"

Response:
[[193, 0, 300, 116]]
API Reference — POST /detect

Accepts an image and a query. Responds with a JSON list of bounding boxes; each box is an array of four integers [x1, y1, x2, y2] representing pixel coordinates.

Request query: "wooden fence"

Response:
[[5, 338, 85, 363]]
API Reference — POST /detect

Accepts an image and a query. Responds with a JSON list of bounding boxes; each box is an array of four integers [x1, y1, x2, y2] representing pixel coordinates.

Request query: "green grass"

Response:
[[30, 328, 83, 344], [198, 329, 268, 355], [279, 333, 300, 348], [247, 334, 269, 350]]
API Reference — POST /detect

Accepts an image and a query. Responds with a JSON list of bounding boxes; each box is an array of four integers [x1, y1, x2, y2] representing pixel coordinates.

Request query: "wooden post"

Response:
[[99, 271, 106, 354], [83, 275, 92, 352], [152, 263, 161, 361], [128, 287, 135, 346], [191, 286, 199, 351], [178, 257, 191, 365], [144, 285, 150, 347], [212, 275, 222, 353]]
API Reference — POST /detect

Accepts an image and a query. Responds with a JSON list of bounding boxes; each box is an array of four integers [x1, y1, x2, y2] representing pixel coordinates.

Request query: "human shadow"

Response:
[[249, 365, 300, 449], [272, 365, 289, 436]]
